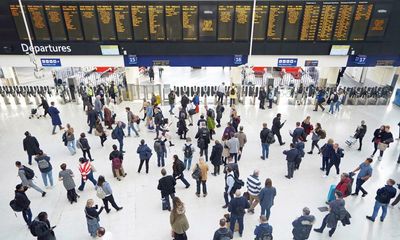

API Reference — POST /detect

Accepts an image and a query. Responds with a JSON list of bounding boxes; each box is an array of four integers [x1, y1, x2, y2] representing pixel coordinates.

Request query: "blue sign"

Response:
[[233, 55, 243, 65], [127, 55, 137, 65], [40, 58, 61, 67], [354, 55, 367, 65], [277, 58, 298, 67], [347, 55, 399, 67]]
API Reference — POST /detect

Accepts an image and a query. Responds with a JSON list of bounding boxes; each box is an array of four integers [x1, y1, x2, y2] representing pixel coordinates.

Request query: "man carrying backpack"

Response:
[[30, 212, 56, 240], [154, 137, 166, 167], [34, 150, 53, 188], [212, 218, 233, 240], [182, 138, 195, 170], [195, 127, 211, 162], [366, 179, 397, 222], [15, 161, 46, 197], [12, 184, 33, 226], [254, 215, 273, 240], [292, 207, 315, 240], [260, 123, 274, 160]]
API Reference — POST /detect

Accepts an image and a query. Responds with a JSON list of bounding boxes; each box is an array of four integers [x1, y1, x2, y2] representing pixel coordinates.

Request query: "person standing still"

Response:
[[48, 101, 64, 134], [158, 168, 176, 211], [237, 126, 247, 161], [23, 131, 40, 165], [258, 178, 277, 219], [246, 170, 262, 214], [168, 90, 176, 114], [356, 120, 367, 151], [136, 139, 152, 174], [194, 158, 209, 197], [170, 197, 190, 240], [228, 190, 250, 237], [283, 144, 299, 179], [260, 123, 272, 160], [217, 82, 226, 104], [148, 67, 155, 82]]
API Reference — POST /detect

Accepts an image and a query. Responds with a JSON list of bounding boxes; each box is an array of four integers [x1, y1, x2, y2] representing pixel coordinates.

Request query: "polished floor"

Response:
[[0, 91, 399, 240]]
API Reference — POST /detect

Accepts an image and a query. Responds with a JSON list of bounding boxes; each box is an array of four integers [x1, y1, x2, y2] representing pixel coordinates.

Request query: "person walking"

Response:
[[85, 199, 104, 238], [366, 179, 397, 222], [258, 178, 276, 219], [113, 121, 125, 153], [207, 110, 216, 140], [170, 197, 189, 240], [136, 139, 152, 174], [328, 91, 338, 114], [34, 150, 53, 188], [228, 190, 250, 237], [172, 155, 190, 188], [158, 168, 176, 211], [292, 207, 315, 240], [65, 124, 76, 155], [148, 67, 155, 82], [48, 101, 64, 134], [87, 106, 97, 134], [78, 157, 97, 191], [227, 133, 240, 163], [376, 125, 394, 161], [254, 215, 273, 240], [229, 84, 237, 107], [283, 143, 299, 179], [77, 133, 94, 161], [272, 113, 285, 146], [177, 108, 188, 139], [23, 131, 40, 165], [222, 167, 236, 208], [15, 161, 46, 197], [307, 123, 324, 154], [13, 184, 33, 226], [260, 123, 273, 160], [237, 126, 247, 161], [154, 137, 167, 167], [31, 212, 56, 240], [168, 90, 176, 114], [58, 163, 79, 204], [210, 140, 223, 176], [182, 138, 195, 170], [126, 107, 139, 137], [194, 157, 209, 197], [94, 95, 104, 121], [38, 97, 50, 117], [351, 158, 373, 197], [213, 218, 233, 240], [320, 138, 334, 171], [96, 175, 123, 213], [94, 119, 107, 147], [324, 143, 344, 177], [216, 102, 225, 128], [258, 87, 266, 109], [195, 126, 211, 162], [109, 145, 127, 181], [247, 170, 262, 214], [313, 88, 326, 112], [355, 120, 367, 151], [290, 122, 305, 144]]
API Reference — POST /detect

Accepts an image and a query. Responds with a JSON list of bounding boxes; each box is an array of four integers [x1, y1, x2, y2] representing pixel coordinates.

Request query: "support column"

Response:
[[1, 67, 18, 85], [319, 67, 340, 87], [124, 67, 140, 100]]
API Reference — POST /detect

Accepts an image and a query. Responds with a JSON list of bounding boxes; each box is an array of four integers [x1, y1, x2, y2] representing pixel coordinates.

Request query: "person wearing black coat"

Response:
[[177, 108, 188, 139], [14, 184, 32, 226], [228, 190, 250, 237], [78, 133, 93, 161], [320, 139, 334, 171], [271, 114, 285, 146], [258, 87, 266, 109], [325, 143, 344, 177], [355, 120, 367, 151], [32, 212, 56, 240], [366, 179, 397, 222], [172, 155, 190, 188], [195, 127, 211, 162], [87, 106, 97, 134], [283, 143, 299, 179], [38, 97, 49, 117], [23, 131, 40, 165], [210, 140, 224, 176], [371, 125, 384, 157], [157, 168, 176, 211]]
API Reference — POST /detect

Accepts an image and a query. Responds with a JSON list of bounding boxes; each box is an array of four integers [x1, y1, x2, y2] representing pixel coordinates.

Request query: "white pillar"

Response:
[[319, 67, 340, 86], [125, 67, 140, 85], [230, 67, 242, 85], [1, 67, 18, 85]]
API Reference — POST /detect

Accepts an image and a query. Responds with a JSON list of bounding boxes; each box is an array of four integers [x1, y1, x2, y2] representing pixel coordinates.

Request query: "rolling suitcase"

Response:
[[327, 184, 336, 202]]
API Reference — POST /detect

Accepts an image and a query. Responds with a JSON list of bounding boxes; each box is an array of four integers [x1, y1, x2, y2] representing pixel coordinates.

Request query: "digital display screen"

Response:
[[80, 5, 100, 41], [165, 5, 182, 41], [148, 5, 165, 40], [45, 5, 67, 41], [349, 3, 373, 41], [333, 3, 356, 41], [100, 45, 119, 55], [27, 5, 50, 40], [367, 4, 392, 39], [182, 5, 198, 41], [267, 5, 286, 40], [131, 5, 149, 41], [283, 4, 303, 41], [62, 5, 84, 40], [199, 5, 217, 41], [317, 3, 339, 41], [234, 5, 252, 41], [114, 5, 132, 41], [253, 5, 268, 41], [97, 5, 116, 41], [218, 5, 234, 41], [300, 3, 321, 41], [10, 4, 30, 40], [330, 45, 350, 55]]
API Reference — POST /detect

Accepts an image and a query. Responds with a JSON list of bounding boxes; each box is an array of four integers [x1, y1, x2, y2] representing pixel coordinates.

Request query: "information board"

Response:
[[333, 3, 356, 41], [182, 5, 198, 40], [80, 5, 100, 41], [148, 5, 165, 40], [45, 5, 67, 41], [165, 5, 182, 41], [267, 5, 286, 40], [114, 5, 132, 41], [62, 5, 83, 40], [10, 5, 30, 40], [253, 5, 268, 41], [283, 4, 303, 41], [234, 5, 252, 41], [317, 3, 338, 41], [27, 5, 50, 40], [218, 5, 234, 41], [349, 3, 373, 41], [131, 5, 149, 41], [97, 5, 116, 41], [199, 5, 217, 41], [367, 4, 392, 39], [300, 3, 321, 41]]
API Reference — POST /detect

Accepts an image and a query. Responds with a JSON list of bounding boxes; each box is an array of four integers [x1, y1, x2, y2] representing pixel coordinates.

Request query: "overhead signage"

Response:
[[40, 58, 61, 67], [354, 55, 367, 65], [347, 55, 399, 67], [21, 43, 72, 54], [277, 58, 298, 67], [233, 55, 244, 65], [304, 60, 319, 67], [127, 55, 137, 65]]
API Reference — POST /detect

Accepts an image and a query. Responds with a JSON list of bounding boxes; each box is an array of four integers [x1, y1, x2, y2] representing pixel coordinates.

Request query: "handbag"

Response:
[[96, 186, 106, 199], [94, 130, 101, 136], [378, 142, 388, 151]]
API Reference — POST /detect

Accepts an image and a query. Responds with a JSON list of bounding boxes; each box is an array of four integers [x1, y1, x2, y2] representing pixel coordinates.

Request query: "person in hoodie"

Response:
[[320, 138, 334, 172], [213, 218, 233, 240], [290, 122, 305, 144], [254, 215, 273, 240], [210, 140, 223, 176], [366, 179, 397, 222], [32, 212, 56, 240], [136, 139, 152, 174], [170, 197, 189, 240], [14, 184, 32, 226], [292, 207, 315, 240], [324, 143, 344, 177], [34, 150, 53, 188]]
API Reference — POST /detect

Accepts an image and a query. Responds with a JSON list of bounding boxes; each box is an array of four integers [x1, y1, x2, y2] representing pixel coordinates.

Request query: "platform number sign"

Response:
[[128, 55, 138, 65], [354, 55, 367, 65], [233, 55, 243, 65]]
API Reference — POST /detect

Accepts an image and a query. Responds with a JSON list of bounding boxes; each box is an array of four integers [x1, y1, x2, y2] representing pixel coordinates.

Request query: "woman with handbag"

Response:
[[95, 119, 107, 147], [96, 175, 123, 213], [371, 125, 384, 158], [170, 197, 189, 240], [85, 199, 104, 238], [77, 133, 94, 161], [376, 125, 394, 161]]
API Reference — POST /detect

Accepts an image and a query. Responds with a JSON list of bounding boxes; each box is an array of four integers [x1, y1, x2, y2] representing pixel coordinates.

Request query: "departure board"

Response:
[[367, 4, 392, 39], [114, 5, 132, 41], [333, 3, 356, 41], [300, 3, 321, 41], [349, 3, 373, 41], [62, 5, 83, 40], [199, 5, 217, 41], [283, 5, 303, 41], [131, 5, 149, 41], [10, 4, 30, 40], [45, 5, 67, 41], [218, 5, 234, 41], [165, 5, 182, 41], [267, 5, 286, 41], [148, 5, 165, 40], [253, 5, 268, 40], [97, 5, 116, 41], [182, 5, 198, 40], [317, 3, 338, 41], [80, 5, 100, 41], [234, 5, 252, 41], [27, 5, 50, 40]]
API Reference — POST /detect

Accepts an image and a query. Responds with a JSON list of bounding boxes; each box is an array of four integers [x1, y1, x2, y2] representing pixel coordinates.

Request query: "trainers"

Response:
[[42, 192, 46, 197], [307, 151, 313, 154], [195, 193, 200, 197], [362, 192, 368, 197], [378, 156, 382, 161], [366, 216, 375, 222], [351, 193, 358, 196], [313, 228, 323, 233], [322, 175, 328, 178], [203, 193, 207, 197]]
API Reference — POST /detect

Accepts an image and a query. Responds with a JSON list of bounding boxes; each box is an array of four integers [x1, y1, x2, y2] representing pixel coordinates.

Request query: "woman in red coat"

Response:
[[335, 173, 352, 197]]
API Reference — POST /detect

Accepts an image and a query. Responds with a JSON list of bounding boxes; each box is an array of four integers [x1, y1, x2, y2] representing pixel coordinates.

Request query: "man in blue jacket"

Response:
[[283, 143, 299, 179], [228, 190, 250, 237], [292, 207, 315, 240], [254, 215, 273, 240], [366, 179, 397, 222], [313, 88, 326, 112]]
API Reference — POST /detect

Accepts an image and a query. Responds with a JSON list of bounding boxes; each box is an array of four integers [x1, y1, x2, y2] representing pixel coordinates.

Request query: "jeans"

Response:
[[200, 147, 209, 162], [157, 152, 165, 167], [184, 157, 192, 170], [317, 214, 336, 235], [22, 208, 32, 225], [102, 194, 120, 212], [268, 99, 273, 108], [67, 140, 76, 154], [78, 171, 97, 191], [41, 171, 54, 187], [82, 149, 93, 161], [310, 140, 320, 152], [335, 101, 341, 111], [224, 186, 234, 205], [261, 143, 270, 159], [196, 180, 207, 194], [371, 201, 388, 221], [118, 138, 124, 152], [97, 111, 104, 121], [287, 161, 295, 178], [27, 154, 33, 165], [230, 153, 238, 163], [26, 180, 44, 194], [259, 99, 265, 109], [261, 206, 271, 219], [355, 178, 367, 195], [169, 104, 175, 113], [128, 123, 139, 136], [229, 215, 244, 235], [138, 159, 149, 173], [176, 173, 190, 187], [321, 156, 329, 170], [329, 102, 335, 114]]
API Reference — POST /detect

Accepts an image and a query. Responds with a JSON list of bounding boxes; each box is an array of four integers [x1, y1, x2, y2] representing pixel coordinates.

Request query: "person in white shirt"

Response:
[[217, 82, 226, 104]]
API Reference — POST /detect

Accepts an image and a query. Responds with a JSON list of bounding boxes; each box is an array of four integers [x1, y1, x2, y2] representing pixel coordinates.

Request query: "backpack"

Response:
[[154, 141, 162, 152], [198, 138, 206, 149], [230, 88, 236, 95], [220, 236, 231, 240], [9, 199, 23, 212], [257, 229, 273, 240], [319, 130, 327, 139], [230, 175, 244, 191], [37, 159, 50, 171], [29, 220, 39, 237], [333, 94, 339, 102], [184, 144, 193, 158], [112, 158, 122, 169], [23, 166, 35, 180], [111, 129, 117, 139], [191, 164, 202, 180], [96, 186, 106, 199], [266, 131, 275, 144], [207, 108, 215, 119]]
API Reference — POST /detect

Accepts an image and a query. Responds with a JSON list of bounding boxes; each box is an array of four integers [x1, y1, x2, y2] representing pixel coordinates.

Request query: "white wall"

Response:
[[366, 67, 396, 86], [249, 55, 348, 67]]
